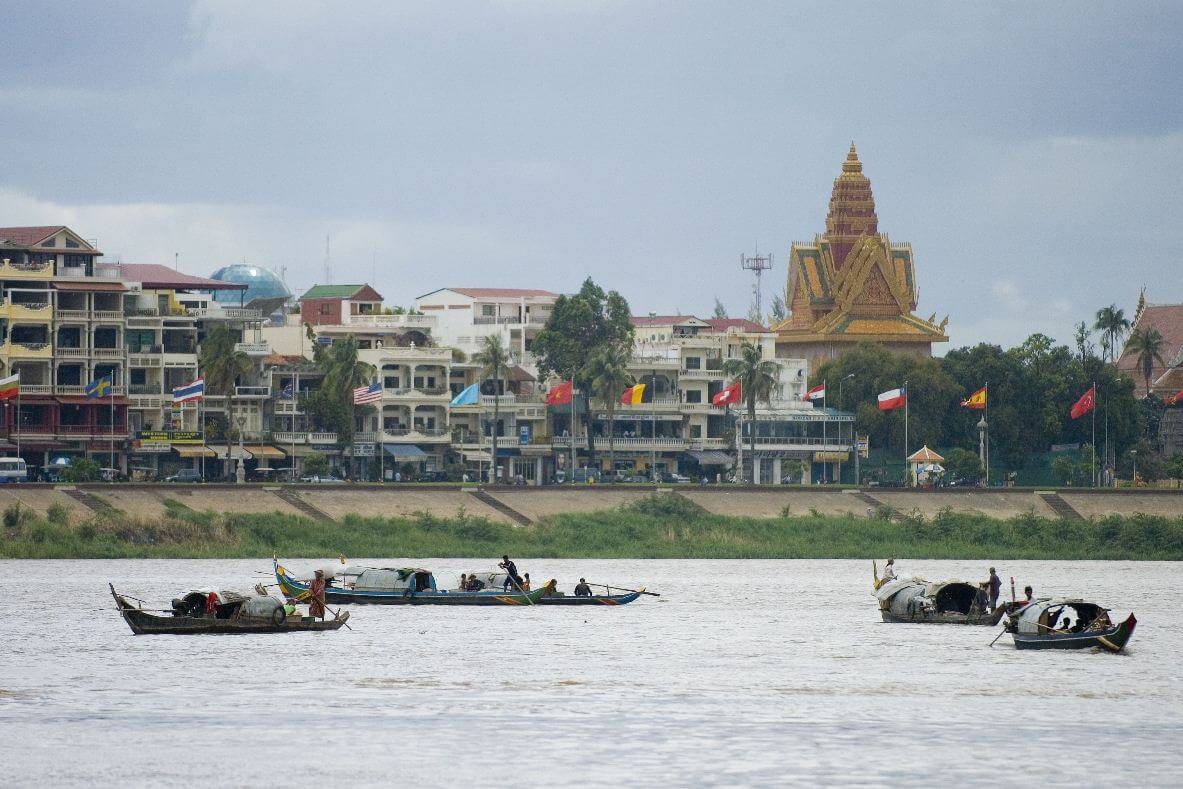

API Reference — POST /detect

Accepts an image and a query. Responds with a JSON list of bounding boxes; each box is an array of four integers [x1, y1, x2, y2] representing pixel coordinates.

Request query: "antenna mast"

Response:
[[324, 235, 332, 284], [740, 248, 773, 324]]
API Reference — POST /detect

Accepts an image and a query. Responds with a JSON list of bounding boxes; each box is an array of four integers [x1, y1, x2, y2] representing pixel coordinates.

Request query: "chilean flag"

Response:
[[877, 385, 906, 411], [803, 383, 825, 402], [711, 380, 741, 407]]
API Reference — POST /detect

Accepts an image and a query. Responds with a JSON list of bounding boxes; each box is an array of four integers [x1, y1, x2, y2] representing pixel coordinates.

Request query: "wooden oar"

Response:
[[587, 583, 660, 597], [293, 589, 352, 630], [988, 628, 1008, 647], [506, 574, 535, 605]]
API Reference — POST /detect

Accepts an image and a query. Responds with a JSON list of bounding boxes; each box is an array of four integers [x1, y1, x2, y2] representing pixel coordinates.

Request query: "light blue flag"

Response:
[[450, 383, 480, 406]]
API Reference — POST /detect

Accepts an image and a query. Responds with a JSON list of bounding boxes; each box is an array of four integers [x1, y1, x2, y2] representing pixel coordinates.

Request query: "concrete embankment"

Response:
[[1, 484, 1180, 524]]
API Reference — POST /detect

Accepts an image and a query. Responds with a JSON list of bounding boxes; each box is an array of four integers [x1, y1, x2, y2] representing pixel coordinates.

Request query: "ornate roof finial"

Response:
[[1134, 286, 1147, 325], [842, 142, 862, 175]]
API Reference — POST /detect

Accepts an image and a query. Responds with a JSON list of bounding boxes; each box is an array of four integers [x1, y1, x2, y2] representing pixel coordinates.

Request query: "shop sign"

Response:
[[139, 430, 204, 445], [133, 440, 172, 453], [857, 435, 870, 459]]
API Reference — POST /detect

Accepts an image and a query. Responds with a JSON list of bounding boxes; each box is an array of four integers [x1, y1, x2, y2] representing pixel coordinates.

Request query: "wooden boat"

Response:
[[458, 570, 648, 605], [110, 584, 349, 635], [1003, 598, 1136, 653], [873, 571, 1016, 625], [274, 560, 548, 605]]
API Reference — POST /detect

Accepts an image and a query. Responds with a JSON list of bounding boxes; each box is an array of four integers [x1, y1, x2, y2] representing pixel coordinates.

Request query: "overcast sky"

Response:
[[2, 1, 1180, 352]]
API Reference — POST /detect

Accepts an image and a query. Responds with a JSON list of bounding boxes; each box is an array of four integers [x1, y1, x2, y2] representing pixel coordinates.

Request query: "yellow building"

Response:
[[774, 144, 948, 368]]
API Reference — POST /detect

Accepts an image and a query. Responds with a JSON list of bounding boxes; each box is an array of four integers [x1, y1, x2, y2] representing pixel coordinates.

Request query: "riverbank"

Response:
[[2, 493, 1181, 560]]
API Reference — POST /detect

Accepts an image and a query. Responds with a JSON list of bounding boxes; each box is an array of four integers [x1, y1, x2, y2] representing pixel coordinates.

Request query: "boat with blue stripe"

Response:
[[274, 559, 546, 606]]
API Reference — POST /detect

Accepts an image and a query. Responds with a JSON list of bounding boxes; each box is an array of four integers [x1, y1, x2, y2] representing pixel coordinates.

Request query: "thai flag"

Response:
[[353, 381, 383, 405], [173, 378, 205, 404], [877, 385, 906, 411]]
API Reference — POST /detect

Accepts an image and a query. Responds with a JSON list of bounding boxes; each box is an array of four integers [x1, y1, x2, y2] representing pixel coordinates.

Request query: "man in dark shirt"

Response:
[[986, 567, 1002, 612], [574, 578, 592, 597], [499, 555, 521, 592]]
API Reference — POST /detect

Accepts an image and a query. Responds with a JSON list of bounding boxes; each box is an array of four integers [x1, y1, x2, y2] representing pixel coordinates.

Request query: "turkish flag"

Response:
[[1069, 385, 1095, 419], [544, 380, 573, 406], [712, 381, 741, 407]]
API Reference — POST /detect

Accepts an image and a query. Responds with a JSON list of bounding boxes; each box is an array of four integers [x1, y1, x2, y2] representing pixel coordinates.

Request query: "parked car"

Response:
[[165, 469, 203, 484], [658, 472, 691, 484], [417, 470, 450, 483], [300, 474, 345, 484]]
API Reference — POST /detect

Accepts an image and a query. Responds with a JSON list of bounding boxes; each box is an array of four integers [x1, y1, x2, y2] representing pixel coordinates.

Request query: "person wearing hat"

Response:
[[986, 567, 1002, 612], [307, 569, 327, 620]]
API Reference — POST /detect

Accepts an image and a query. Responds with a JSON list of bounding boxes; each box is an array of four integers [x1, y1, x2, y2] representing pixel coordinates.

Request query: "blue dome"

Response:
[[209, 264, 291, 304]]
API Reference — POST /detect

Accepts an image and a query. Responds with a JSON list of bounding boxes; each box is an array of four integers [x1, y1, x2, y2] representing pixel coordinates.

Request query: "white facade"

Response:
[[414, 287, 559, 371]]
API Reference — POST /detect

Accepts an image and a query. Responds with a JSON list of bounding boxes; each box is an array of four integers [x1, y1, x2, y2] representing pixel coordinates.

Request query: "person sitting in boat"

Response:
[[1022, 585, 1035, 606], [881, 559, 896, 583], [459, 573, 468, 591], [465, 575, 485, 592], [1056, 617, 1073, 632], [574, 578, 592, 597], [521, 573, 531, 591]]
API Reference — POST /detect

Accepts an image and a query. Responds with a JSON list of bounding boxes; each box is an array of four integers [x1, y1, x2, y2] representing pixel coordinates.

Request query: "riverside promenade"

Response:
[[3, 484, 1180, 525]]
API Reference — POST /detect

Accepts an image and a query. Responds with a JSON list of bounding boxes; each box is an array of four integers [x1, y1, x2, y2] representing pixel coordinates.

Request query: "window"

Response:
[[481, 305, 495, 317], [64, 237, 80, 248], [685, 390, 702, 403], [684, 357, 701, 370], [64, 254, 89, 267], [319, 303, 332, 315], [383, 376, 398, 389], [690, 425, 702, 438]]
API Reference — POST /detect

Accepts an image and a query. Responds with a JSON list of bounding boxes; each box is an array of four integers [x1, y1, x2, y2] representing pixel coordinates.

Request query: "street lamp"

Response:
[[838, 373, 855, 484], [1130, 449, 1137, 488], [236, 415, 247, 484]]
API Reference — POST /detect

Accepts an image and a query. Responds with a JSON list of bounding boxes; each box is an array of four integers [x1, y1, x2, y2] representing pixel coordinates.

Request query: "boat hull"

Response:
[[275, 563, 546, 606], [1012, 614, 1136, 653], [538, 591, 642, 605], [111, 587, 349, 635], [880, 607, 1007, 625]]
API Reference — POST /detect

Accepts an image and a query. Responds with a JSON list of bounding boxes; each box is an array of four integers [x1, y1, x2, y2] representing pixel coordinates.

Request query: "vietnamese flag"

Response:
[[544, 380, 573, 406], [1069, 384, 1096, 419], [711, 380, 741, 407], [877, 385, 906, 411]]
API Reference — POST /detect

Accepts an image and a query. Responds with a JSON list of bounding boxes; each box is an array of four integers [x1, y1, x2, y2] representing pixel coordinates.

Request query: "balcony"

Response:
[[341, 313, 435, 329], [56, 347, 89, 359], [92, 311, 123, 321], [0, 258, 52, 279], [688, 437, 729, 450], [382, 386, 451, 401], [17, 384, 53, 395], [271, 431, 339, 445], [274, 400, 303, 414], [629, 355, 680, 370], [234, 386, 271, 398], [128, 384, 164, 395], [552, 435, 687, 451], [92, 347, 123, 359], [128, 353, 163, 367], [2, 341, 52, 359], [185, 306, 262, 320], [55, 310, 90, 321], [234, 342, 272, 355], [57, 424, 129, 437], [11, 423, 52, 436], [680, 368, 725, 380], [616, 396, 682, 411], [2, 300, 52, 321]]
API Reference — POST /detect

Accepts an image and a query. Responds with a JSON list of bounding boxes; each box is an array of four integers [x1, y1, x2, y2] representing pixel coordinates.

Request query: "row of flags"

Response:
[[0, 372, 205, 403]]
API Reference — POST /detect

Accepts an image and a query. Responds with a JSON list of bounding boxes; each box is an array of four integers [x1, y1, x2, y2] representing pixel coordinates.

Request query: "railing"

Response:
[[128, 354, 162, 367], [273, 400, 302, 414], [4, 260, 52, 272], [18, 384, 53, 394], [57, 266, 88, 278], [54, 310, 89, 321], [552, 435, 686, 449], [129, 384, 163, 395], [5, 341, 52, 356], [681, 368, 725, 379], [57, 425, 129, 435], [689, 438, 729, 449], [92, 311, 123, 321], [616, 396, 681, 409], [234, 386, 270, 397], [185, 307, 262, 319], [54, 385, 86, 395], [745, 435, 855, 447], [12, 423, 52, 433], [56, 347, 88, 358], [92, 348, 122, 358], [124, 308, 160, 317], [472, 316, 519, 325], [343, 313, 434, 328]]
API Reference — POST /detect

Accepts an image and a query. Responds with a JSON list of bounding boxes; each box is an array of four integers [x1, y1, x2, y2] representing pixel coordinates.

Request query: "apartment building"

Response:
[[414, 287, 558, 373]]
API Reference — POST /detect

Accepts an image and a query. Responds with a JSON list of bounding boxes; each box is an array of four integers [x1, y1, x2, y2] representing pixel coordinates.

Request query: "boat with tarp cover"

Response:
[[1003, 598, 1136, 652], [109, 584, 349, 635], [873, 573, 1017, 625], [274, 560, 547, 605]]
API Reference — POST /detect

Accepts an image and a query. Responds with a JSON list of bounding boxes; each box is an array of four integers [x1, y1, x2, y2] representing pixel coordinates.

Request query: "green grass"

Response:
[[2, 494, 1182, 560]]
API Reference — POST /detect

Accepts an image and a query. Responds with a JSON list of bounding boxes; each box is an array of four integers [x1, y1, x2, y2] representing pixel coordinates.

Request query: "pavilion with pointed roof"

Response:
[[773, 144, 948, 369]]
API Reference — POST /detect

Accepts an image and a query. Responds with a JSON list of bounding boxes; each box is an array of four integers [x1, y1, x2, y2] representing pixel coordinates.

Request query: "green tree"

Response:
[[303, 336, 375, 447], [533, 278, 634, 467], [1126, 326, 1165, 394], [1073, 321, 1095, 362], [302, 452, 330, 477], [1093, 304, 1130, 364], [63, 457, 101, 483], [943, 447, 983, 484], [199, 325, 253, 476], [770, 294, 786, 324], [472, 334, 511, 483], [722, 340, 779, 483], [713, 297, 728, 319], [584, 343, 633, 479]]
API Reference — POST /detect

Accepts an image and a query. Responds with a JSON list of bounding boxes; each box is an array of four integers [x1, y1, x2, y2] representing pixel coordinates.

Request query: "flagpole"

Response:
[[200, 394, 206, 480], [822, 378, 827, 484], [984, 382, 990, 487], [109, 377, 115, 482], [904, 380, 909, 486], [569, 375, 576, 484], [15, 383, 21, 461], [1091, 380, 1097, 488], [290, 371, 297, 482]]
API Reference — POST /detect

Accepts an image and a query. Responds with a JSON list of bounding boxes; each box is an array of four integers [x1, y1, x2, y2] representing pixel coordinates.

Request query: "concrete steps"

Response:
[[270, 488, 334, 523], [469, 489, 533, 525], [1037, 491, 1084, 520]]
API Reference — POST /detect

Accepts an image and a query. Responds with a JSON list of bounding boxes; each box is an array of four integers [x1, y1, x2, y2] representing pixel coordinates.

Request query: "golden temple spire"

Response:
[[841, 141, 863, 176]]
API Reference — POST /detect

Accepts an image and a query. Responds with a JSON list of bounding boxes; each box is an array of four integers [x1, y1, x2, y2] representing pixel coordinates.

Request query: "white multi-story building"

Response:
[[414, 287, 559, 372]]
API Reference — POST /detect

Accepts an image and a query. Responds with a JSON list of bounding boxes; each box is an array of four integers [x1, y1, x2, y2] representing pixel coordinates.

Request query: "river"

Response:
[[1, 559, 1179, 787]]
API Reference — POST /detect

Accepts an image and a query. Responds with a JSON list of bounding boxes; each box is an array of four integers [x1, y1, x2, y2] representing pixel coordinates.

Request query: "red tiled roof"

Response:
[[704, 318, 768, 333], [111, 263, 246, 291], [447, 288, 557, 299], [630, 315, 702, 327], [0, 226, 67, 246], [1117, 303, 1183, 395]]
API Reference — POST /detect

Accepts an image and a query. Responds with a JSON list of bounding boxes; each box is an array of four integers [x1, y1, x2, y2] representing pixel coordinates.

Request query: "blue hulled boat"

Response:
[[274, 560, 546, 606]]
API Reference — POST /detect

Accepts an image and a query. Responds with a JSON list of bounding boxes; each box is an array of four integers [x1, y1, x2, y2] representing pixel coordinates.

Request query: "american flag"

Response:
[[352, 381, 382, 405]]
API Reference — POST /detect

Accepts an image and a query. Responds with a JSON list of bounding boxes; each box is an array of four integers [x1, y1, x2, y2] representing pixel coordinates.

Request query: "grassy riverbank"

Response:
[[2, 494, 1182, 560]]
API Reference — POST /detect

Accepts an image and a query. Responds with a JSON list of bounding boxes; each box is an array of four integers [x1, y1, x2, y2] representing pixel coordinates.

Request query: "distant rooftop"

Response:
[[418, 287, 559, 300], [704, 318, 768, 333], [630, 315, 706, 327], [0, 225, 69, 246], [107, 263, 245, 291], [300, 284, 380, 300]]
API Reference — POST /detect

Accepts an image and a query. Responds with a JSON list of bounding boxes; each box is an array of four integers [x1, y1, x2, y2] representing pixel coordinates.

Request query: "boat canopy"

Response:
[[1014, 598, 1107, 634], [352, 567, 437, 592], [876, 578, 983, 617]]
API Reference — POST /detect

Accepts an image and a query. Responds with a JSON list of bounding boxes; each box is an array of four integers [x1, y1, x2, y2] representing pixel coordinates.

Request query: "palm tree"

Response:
[[1126, 327, 1166, 395], [584, 343, 633, 480], [473, 335, 511, 483], [722, 340, 779, 484], [1093, 305, 1130, 364], [199, 325, 252, 479]]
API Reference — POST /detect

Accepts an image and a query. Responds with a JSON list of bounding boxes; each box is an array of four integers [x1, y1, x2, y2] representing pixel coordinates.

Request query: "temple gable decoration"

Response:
[[774, 144, 948, 362]]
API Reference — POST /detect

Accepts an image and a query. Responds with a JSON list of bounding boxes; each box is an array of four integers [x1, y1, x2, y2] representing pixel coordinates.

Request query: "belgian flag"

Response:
[[619, 383, 653, 405]]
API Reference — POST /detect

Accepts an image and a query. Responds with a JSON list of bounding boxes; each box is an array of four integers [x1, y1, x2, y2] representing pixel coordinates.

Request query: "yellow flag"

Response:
[[960, 386, 987, 410]]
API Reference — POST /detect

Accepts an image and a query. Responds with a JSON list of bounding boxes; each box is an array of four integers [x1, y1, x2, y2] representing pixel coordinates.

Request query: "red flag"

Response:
[[802, 383, 825, 401], [1069, 385, 1095, 419], [711, 381, 741, 407], [544, 380, 573, 406], [1166, 389, 1183, 407]]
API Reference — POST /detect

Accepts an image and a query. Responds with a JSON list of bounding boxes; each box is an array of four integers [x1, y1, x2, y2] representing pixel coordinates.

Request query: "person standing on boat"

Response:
[[986, 567, 1002, 612], [308, 569, 327, 620], [881, 558, 896, 583], [499, 555, 522, 592]]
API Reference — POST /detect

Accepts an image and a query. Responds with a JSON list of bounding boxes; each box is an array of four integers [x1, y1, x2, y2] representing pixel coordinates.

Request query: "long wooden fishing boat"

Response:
[[460, 570, 649, 605], [538, 589, 645, 605], [1003, 598, 1136, 653], [873, 565, 1015, 625], [110, 584, 349, 635], [274, 560, 547, 606]]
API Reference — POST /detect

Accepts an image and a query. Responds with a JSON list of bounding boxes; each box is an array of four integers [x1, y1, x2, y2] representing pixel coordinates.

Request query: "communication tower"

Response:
[[740, 249, 773, 324]]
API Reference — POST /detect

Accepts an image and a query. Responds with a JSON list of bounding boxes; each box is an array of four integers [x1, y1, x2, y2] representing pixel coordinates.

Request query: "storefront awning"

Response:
[[244, 444, 285, 459], [383, 444, 427, 458], [462, 450, 493, 462], [282, 444, 336, 458], [52, 281, 129, 292], [174, 446, 216, 458], [686, 450, 732, 465], [56, 396, 132, 405]]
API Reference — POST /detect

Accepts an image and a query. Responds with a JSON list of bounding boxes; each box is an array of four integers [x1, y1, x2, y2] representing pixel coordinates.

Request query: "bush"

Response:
[[64, 458, 101, 483], [46, 502, 71, 525], [303, 453, 330, 477], [623, 492, 705, 519], [3, 502, 29, 529]]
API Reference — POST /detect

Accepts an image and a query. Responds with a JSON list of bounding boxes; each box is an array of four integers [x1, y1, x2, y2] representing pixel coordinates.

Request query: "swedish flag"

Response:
[[85, 374, 113, 398]]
